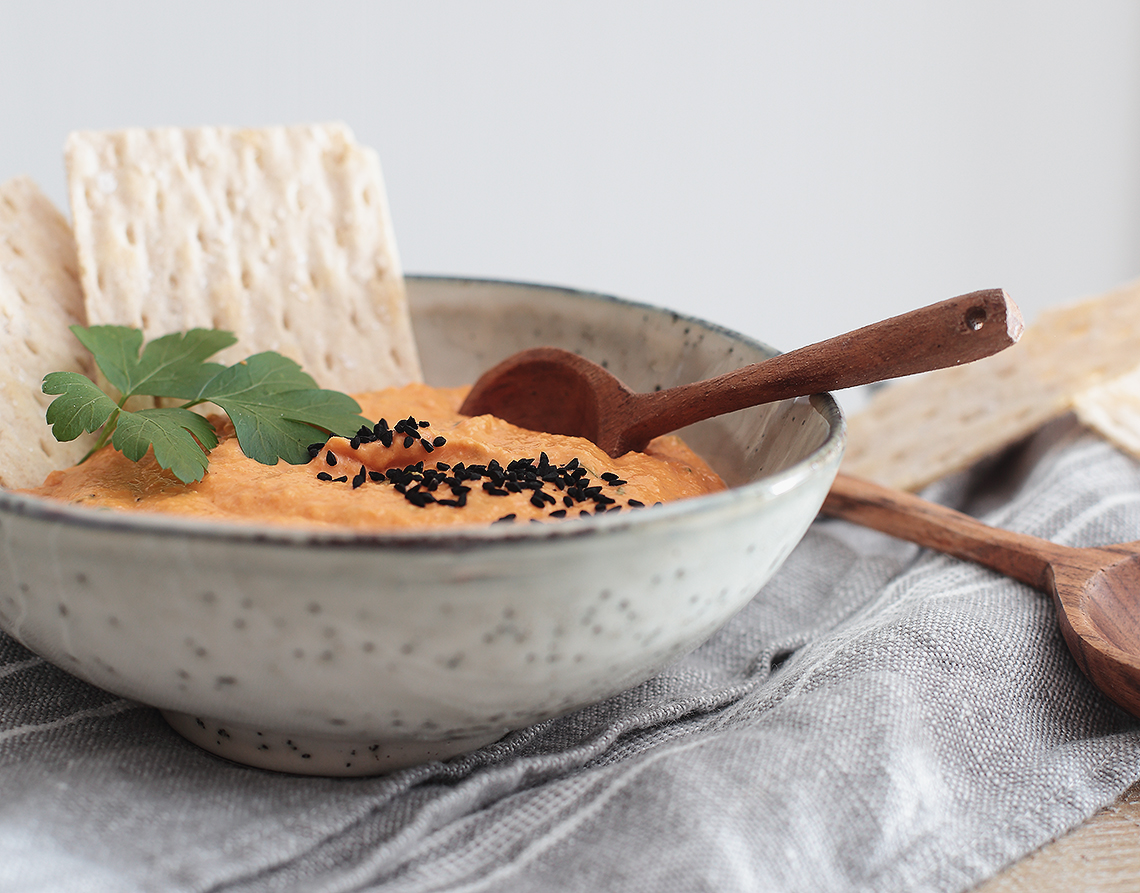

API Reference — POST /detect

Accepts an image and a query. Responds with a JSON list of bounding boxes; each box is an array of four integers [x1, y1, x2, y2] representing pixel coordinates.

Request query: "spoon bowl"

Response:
[[461, 289, 1024, 456], [823, 472, 1140, 719]]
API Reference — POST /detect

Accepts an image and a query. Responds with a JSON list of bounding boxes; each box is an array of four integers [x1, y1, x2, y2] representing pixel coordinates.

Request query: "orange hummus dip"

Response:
[[24, 383, 726, 531]]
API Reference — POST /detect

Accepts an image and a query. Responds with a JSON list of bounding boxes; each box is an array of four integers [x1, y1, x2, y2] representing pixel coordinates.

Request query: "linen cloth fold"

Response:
[[3, 418, 1140, 893]]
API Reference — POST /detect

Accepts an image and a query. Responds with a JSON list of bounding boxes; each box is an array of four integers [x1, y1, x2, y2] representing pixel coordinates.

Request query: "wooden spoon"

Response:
[[823, 472, 1140, 719], [460, 289, 1023, 457]]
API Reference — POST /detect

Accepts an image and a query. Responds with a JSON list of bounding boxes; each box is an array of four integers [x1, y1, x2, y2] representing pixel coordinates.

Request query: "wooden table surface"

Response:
[[977, 783, 1140, 892]]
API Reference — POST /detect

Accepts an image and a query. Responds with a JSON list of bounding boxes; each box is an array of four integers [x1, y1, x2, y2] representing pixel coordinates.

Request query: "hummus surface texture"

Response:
[[24, 384, 726, 530]]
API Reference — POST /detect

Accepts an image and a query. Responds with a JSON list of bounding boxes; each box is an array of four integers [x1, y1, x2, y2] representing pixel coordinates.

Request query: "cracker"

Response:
[[1072, 367, 1140, 458], [65, 123, 422, 391], [0, 176, 94, 489], [843, 277, 1140, 490]]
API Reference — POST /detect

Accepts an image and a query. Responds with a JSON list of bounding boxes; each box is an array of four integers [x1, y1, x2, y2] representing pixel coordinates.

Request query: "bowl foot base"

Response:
[[161, 710, 507, 776]]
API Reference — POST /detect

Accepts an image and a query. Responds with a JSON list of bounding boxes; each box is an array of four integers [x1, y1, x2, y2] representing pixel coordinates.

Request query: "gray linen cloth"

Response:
[[4, 417, 1140, 892]]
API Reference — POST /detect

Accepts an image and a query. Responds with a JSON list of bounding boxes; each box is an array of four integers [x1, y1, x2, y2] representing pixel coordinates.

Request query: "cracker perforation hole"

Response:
[[241, 268, 253, 290]]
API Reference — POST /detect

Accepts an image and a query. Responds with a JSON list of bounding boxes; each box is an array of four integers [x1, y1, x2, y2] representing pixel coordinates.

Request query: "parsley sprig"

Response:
[[43, 325, 368, 484]]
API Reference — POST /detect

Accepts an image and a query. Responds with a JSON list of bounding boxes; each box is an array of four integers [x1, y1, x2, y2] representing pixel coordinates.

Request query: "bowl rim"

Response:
[[0, 275, 846, 552]]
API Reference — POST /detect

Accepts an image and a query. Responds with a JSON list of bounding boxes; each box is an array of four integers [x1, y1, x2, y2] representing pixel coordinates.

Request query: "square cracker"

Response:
[[843, 277, 1140, 491], [0, 176, 94, 489], [65, 123, 422, 391]]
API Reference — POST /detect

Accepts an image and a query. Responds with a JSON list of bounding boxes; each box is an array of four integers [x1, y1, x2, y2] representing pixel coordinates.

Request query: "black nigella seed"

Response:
[[352, 466, 367, 489], [369, 471, 384, 482], [333, 476, 348, 483], [628, 499, 645, 508], [307, 442, 325, 459], [403, 435, 416, 448], [529, 494, 546, 508], [350, 436, 361, 449], [325, 451, 338, 466], [317, 472, 333, 482], [549, 509, 567, 518], [493, 514, 517, 524], [433, 436, 446, 447], [419, 420, 431, 428], [422, 441, 434, 453]]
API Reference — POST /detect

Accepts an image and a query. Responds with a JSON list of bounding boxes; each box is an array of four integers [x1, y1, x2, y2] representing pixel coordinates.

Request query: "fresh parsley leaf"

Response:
[[44, 325, 369, 485], [200, 353, 369, 466], [71, 325, 237, 399], [112, 408, 220, 484], [43, 372, 119, 441]]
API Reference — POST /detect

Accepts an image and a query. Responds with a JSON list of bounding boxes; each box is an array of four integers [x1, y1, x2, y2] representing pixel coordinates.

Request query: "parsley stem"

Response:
[[77, 401, 125, 464]]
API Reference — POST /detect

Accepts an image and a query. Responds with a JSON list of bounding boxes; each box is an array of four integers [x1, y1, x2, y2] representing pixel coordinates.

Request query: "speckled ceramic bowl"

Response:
[[0, 277, 844, 775]]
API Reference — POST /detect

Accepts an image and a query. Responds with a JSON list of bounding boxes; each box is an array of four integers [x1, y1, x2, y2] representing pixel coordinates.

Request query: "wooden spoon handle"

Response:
[[822, 472, 1064, 591], [622, 289, 1022, 449]]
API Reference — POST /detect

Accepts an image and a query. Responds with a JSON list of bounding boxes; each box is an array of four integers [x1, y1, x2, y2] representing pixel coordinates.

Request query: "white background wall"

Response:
[[3, 1, 1139, 368]]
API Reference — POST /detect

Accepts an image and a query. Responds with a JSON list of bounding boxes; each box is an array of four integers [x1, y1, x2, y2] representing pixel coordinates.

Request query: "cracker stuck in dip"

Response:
[[23, 384, 726, 530]]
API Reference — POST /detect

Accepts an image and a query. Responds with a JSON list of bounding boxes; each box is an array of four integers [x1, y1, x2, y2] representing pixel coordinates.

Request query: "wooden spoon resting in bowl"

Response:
[[823, 472, 1140, 720], [460, 289, 1023, 457]]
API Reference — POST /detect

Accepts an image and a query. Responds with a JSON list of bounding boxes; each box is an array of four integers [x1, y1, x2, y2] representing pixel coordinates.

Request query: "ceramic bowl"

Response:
[[0, 277, 844, 776]]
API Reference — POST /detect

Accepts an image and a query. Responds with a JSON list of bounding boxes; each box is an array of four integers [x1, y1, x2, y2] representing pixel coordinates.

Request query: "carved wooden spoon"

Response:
[[823, 472, 1140, 719], [460, 289, 1023, 457]]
